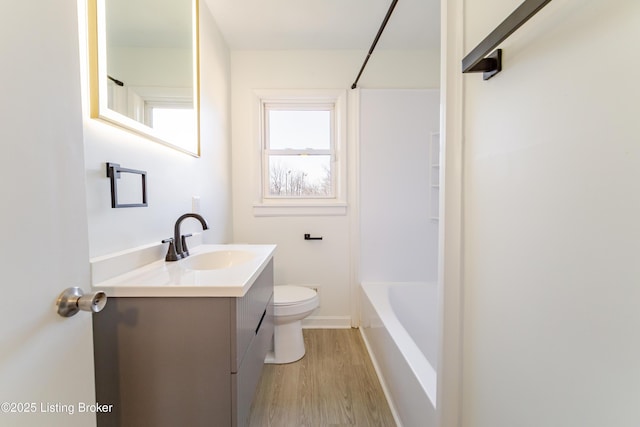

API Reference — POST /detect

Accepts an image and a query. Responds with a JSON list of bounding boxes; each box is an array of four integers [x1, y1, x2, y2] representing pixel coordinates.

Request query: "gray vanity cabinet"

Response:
[[93, 260, 274, 427]]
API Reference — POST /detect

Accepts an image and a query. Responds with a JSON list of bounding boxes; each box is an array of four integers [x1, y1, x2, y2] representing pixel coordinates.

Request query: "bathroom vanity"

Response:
[[91, 244, 276, 427]]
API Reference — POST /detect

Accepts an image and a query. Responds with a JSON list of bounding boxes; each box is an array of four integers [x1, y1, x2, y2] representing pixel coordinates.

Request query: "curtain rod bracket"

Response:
[[462, 0, 553, 80], [464, 49, 502, 81]]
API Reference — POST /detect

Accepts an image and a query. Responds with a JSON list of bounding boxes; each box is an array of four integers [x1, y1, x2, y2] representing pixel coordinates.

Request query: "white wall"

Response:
[[360, 89, 440, 283], [81, 1, 233, 257], [450, 0, 640, 425], [231, 49, 439, 326], [108, 47, 192, 88]]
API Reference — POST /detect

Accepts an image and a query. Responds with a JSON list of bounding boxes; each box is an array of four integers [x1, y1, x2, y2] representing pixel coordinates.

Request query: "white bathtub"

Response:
[[360, 282, 438, 427]]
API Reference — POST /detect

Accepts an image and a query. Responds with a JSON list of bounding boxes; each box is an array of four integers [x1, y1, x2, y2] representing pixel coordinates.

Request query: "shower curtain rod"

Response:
[[351, 0, 399, 89]]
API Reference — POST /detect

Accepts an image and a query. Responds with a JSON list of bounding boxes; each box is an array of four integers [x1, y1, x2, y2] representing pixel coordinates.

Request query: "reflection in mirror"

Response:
[[89, 0, 200, 156]]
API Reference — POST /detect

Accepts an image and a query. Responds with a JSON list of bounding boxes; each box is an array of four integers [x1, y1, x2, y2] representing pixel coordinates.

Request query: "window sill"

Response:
[[253, 201, 347, 217]]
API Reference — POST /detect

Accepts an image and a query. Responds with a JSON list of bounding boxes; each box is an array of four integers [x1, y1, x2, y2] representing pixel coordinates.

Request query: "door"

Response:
[[0, 1, 97, 426]]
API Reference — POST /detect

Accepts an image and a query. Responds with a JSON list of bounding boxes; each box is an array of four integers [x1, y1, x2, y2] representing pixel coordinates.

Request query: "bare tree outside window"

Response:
[[269, 159, 332, 196], [264, 106, 335, 198]]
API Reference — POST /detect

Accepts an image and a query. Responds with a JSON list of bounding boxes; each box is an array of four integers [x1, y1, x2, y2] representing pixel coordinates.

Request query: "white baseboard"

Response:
[[302, 316, 352, 329]]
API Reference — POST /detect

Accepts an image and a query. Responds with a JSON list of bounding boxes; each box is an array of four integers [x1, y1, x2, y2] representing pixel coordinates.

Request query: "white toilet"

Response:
[[265, 285, 319, 364]]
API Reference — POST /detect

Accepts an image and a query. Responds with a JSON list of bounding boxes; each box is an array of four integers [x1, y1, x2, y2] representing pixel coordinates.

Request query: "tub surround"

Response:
[[92, 243, 276, 297]]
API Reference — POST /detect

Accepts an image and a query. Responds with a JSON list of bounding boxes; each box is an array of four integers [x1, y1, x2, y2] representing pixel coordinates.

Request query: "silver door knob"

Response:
[[56, 287, 107, 317]]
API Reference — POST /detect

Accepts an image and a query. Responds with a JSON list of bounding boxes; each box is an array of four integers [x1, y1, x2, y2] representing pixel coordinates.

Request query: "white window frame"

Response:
[[253, 89, 347, 216], [262, 102, 335, 199]]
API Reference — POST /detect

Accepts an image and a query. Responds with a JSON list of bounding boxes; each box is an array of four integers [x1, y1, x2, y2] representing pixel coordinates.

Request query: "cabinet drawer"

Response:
[[232, 293, 274, 427], [232, 259, 274, 372]]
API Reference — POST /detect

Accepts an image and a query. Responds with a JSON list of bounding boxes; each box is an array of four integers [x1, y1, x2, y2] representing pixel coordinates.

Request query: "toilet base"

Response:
[[264, 319, 305, 364]]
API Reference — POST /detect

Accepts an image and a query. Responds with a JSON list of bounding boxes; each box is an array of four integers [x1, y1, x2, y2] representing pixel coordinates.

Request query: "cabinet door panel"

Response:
[[94, 297, 232, 427]]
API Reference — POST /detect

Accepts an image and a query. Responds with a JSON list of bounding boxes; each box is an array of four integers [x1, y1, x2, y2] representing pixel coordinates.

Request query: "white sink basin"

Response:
[[182, 250, 256, 270], [91, 244, 276, 297]]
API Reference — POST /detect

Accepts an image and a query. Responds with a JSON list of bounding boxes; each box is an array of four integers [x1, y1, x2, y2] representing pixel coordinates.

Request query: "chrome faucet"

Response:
[[163, 213, 209, 261]]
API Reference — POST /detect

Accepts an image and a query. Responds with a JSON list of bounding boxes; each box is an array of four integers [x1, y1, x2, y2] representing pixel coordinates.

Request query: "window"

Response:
[[254, 90, 347, 216], [264, 105, 334, 198], [145, 102, 196, 145]]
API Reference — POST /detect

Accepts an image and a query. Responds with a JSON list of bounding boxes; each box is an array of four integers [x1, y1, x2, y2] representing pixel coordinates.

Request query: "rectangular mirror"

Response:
[[88, 0, 200, 156]]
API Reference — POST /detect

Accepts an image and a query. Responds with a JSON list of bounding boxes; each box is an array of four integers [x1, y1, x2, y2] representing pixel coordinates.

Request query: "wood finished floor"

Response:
[[248, 329, 396, 427]]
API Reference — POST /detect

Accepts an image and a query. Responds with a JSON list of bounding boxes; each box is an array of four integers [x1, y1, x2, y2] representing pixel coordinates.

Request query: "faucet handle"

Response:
[[162, 238, 181, 261], [181, 234, 193, 257]]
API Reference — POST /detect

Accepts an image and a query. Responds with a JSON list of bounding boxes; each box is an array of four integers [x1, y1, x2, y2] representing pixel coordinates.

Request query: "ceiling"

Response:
[[202, 0, 440, 50]]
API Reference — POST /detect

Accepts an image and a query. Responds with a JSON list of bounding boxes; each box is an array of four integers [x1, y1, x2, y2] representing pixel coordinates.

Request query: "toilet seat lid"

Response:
[[274, 285, 317, 305]]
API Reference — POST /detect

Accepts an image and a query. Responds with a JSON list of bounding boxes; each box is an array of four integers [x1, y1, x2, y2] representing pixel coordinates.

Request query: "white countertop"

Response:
[[92, 244, 276, 297]]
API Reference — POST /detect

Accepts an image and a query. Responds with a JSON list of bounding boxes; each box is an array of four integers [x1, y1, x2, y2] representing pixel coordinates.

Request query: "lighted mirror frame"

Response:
[[87, 0, 201, 157]]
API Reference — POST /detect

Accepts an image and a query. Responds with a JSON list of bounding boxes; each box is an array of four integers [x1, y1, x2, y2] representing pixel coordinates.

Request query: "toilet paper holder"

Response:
[[304, 233, 323, 241], [56, 287, 107, 318]]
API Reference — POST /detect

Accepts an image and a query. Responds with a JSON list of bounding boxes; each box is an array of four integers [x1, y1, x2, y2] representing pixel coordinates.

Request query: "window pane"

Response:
[[268, 155, 332, 197], [151, 107, 195, 144], [268, 110, 331, 150]]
